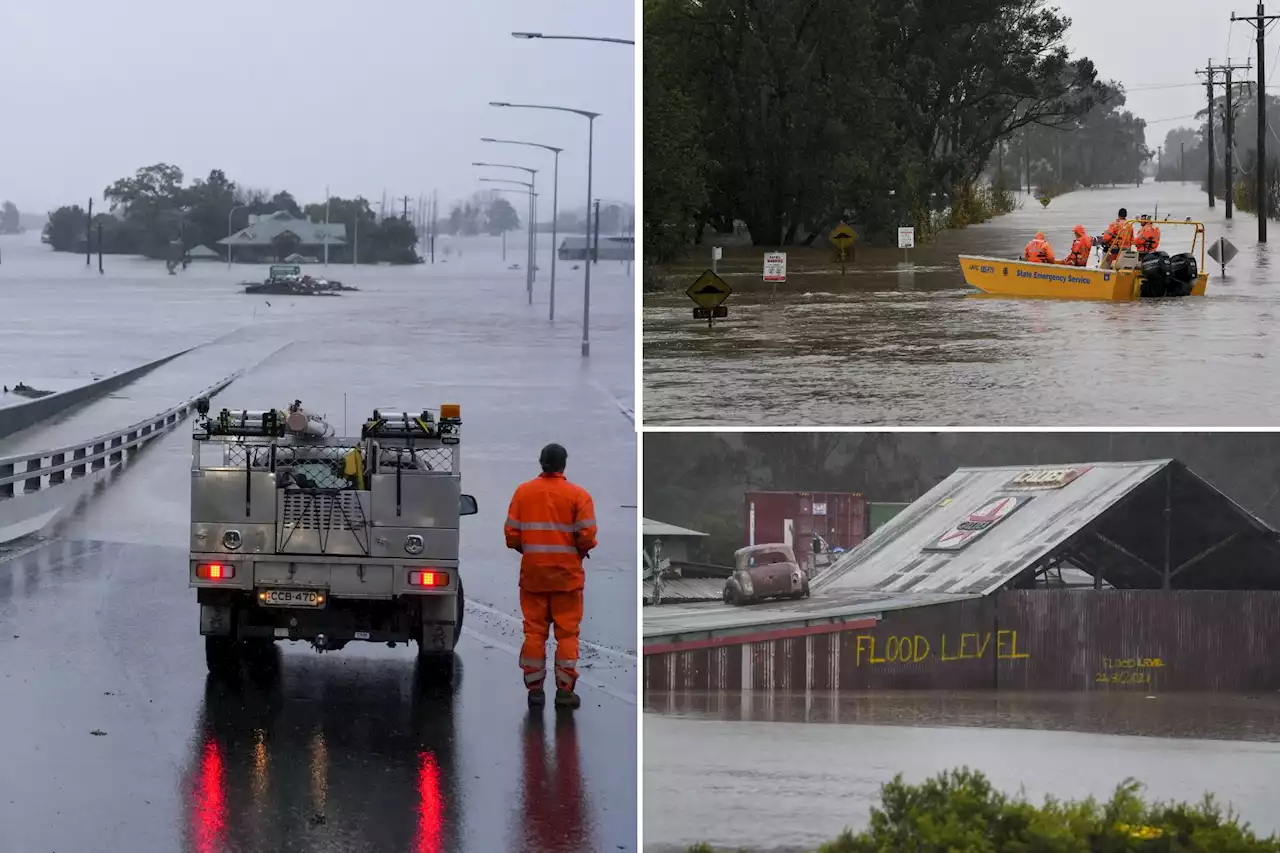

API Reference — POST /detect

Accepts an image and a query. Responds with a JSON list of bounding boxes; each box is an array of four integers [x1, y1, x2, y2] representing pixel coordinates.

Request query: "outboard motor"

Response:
[[1138, 251, 1175, 298], [1167, 253, 1198, 296]]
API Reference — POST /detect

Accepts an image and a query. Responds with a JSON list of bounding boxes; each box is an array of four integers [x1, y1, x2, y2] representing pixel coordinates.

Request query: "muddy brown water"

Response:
[[643, 183, 1278, 426], [643, 690, 1280, 852]]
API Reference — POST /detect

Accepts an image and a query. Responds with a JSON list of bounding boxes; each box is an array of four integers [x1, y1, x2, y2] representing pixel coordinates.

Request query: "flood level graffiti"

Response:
[[853, 630, 1031, 667]]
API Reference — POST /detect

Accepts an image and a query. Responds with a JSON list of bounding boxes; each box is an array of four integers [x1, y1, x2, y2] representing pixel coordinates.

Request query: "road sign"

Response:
[[692, 306, 729, 319], [897, 227, 916, 249], [712, 246, 723, 260], [763, 252, 787, 282], [685, 269, 732, 309], [1207, 237, 1238, 267], [830, 222, 856, 249]]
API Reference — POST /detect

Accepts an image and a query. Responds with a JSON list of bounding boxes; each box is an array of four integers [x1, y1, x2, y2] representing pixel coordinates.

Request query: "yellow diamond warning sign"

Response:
[[830, 221, 856, 248], [685, 269, 733, 310]]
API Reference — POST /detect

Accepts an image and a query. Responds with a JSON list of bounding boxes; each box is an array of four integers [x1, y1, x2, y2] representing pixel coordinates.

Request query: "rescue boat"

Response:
[[959, 219, 1209, 301]]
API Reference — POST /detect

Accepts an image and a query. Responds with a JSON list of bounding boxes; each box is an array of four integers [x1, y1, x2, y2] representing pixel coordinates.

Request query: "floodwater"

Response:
[[644, 691, 1280, 852], [643, 182, 1280, 426], [0, 229, 638, 852]]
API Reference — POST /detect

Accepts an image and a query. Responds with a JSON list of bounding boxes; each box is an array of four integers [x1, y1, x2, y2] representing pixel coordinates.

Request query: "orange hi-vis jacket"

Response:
[[1101, 218, 1133, 253], [1063, 235, 1093, 267], [505, 473, 597, 593], [1134, 223, 1161, 252], [1023, 237, 1055, 264]]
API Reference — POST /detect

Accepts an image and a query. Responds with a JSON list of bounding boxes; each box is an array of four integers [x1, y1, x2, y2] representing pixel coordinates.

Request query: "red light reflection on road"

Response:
[[414, 751, 444, 853], [192, 738, 227, 853]]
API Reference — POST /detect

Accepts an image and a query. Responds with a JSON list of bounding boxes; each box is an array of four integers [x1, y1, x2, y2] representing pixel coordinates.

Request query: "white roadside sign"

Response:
[[712, 246, 723, 260], [763, 252, 787, 282], [897, 227, 916, 249]]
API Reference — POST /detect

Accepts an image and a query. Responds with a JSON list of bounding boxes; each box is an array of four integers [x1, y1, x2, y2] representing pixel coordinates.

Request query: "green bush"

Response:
[[685, 768, 1280, 853]]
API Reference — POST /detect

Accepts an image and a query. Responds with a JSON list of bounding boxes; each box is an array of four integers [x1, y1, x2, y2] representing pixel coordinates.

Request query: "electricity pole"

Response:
[[398, 195, 411, 219], [1208, 60, 1253, 218], [1197, 62, 1221, 209], [1232, 3, 1280, 241]]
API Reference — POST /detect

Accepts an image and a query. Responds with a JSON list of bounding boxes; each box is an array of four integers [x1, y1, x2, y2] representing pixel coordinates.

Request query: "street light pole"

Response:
[[474, 161, 538, 302], [227, 204, 247, 269], [489, 102, 602, 357], [480, 138, 564, 321]]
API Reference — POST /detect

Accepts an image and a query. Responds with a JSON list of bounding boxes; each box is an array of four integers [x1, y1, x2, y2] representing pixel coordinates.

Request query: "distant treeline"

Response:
[[644, 0, 1151, 260]]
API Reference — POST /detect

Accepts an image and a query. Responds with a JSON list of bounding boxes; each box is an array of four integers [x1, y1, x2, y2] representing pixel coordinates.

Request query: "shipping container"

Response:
[[868, 502, 909, 533], [744, 491, 867, 569]]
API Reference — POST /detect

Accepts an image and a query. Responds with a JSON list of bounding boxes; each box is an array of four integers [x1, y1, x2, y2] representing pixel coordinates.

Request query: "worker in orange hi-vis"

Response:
[[505, 443, 597, 710]]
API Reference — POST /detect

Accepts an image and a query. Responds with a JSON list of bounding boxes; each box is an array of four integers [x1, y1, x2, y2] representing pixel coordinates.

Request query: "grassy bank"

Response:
[[644, 185, 1019, 293], [677, 768, 1278, 853]]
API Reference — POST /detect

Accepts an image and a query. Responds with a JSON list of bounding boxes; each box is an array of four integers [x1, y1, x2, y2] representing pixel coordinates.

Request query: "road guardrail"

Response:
[[0, 372, 242, 544]]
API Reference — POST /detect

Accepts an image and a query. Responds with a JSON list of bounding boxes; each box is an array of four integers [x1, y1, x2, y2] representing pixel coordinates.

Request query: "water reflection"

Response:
[[514, 712, 592, 853], [647, 689, 1280, 742], [183, 656, 461, 853]]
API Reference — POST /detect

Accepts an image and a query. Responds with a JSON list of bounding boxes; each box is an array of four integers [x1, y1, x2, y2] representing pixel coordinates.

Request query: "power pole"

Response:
[[1197, 62, 1221, 209], [398, 195, 411, 219], [1208, 60, 1253, 218], [1233, 3, 1280, 242]]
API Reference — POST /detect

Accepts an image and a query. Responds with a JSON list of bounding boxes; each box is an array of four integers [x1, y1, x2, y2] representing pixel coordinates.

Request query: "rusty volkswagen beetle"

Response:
[[723, 543, 810, 606]]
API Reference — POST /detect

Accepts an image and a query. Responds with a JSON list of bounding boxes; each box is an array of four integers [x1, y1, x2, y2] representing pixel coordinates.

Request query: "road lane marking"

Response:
[[465, 597, 637, 661], [461, 625, 636, 705]]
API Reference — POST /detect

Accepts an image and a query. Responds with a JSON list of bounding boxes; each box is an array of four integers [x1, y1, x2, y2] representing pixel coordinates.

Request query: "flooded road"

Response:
[[0, 232, 637, 852], [643, 182, 1279, 426], [644, 691, 1280, 852]]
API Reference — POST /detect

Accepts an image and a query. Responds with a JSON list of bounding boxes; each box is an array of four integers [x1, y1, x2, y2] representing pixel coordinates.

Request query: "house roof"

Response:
[[218, 210, 346, 246], [643, 517, 709, 538], [814, 459, 1280, 597], [186, 245, 220, 258]]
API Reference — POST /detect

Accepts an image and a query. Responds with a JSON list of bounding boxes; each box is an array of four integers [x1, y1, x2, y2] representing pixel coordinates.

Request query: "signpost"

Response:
[[712, 245, 723, 273], [830, 221, 857, 273], [898, 226, 915, 264], [1207, 236, 1238, 277], [685, 269, 732, 327], [763, 251, 786, 299]]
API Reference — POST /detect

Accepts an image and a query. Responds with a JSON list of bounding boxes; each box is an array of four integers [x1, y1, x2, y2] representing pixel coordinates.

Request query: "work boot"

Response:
[[527, 688, 545, 709], [554, 689, 580, 710]]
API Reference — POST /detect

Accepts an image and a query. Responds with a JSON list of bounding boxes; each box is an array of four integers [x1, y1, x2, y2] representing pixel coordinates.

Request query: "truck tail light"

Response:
[[408, 570, 447, 588], [197, 562, 234, 580]]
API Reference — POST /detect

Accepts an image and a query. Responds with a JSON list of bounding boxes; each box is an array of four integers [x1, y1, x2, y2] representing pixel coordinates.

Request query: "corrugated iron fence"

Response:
[[644, 590, 1280, 693]]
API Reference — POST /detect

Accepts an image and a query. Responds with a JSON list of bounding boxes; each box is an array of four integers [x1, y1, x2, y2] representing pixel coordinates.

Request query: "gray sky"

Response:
[[1053, 0, 1252, 153], [1, 0, 633, 216]]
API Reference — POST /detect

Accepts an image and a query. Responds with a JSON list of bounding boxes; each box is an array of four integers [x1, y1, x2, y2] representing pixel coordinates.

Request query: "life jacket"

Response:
[[504, 472, 597, 593], [1101, 218, 1133, 253], [1064, 235, 1092, 267], [1023, 238, 1054, 264], [1134, 224, 1160, 252]]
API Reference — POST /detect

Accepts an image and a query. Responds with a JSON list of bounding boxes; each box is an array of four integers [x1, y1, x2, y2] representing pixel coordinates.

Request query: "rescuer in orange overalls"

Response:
[[1023, 232, 1056, 264], [506, 443, 597, 710], [1133, 216, 1161, 257], [1059, 225, 1093, 267], [1098, 207, 1133, 269]]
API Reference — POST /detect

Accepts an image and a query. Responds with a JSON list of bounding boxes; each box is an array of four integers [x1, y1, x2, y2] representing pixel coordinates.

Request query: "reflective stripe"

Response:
[[524, 544, 579, 554], [555, 659, 578, 671], [555, 671, 574, 688], [505, 517, 521, 528], [524, 671, 545, 685], [519, 657, 546, 669], [573, 519, 596, 530], [517, 521, 577, 533]]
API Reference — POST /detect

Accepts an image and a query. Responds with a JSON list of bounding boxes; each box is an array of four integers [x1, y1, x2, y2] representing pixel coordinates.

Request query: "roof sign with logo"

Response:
[[924, 495, 1032, 552], [1004, 466, 1091, 490]]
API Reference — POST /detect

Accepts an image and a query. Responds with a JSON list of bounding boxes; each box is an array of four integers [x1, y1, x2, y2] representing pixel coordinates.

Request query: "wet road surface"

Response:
[[0, 234, 637, 852], [644, 182, 1280, 425], [643, 691, 1280, 852]]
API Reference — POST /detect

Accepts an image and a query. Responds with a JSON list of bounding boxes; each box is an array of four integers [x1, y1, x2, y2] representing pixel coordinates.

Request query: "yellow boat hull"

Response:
[[959, 255, 1208, 301]]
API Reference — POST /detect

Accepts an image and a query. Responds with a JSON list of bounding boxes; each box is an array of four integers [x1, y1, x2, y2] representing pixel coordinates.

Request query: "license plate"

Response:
[[258, 588, 325, 608]]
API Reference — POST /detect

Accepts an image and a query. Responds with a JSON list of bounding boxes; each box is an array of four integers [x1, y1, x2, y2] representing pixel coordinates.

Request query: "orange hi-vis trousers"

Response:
[[519, 588, 583, 692]]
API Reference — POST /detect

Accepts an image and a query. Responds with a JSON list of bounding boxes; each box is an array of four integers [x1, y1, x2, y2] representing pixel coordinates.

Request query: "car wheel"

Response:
[[453, 577, 465, 647], [205, 635, 240, 677]]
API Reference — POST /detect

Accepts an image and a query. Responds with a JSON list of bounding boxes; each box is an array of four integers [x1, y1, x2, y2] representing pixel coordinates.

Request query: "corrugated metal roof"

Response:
[[812, 459, 1241, 598], [643, 590, 977, 640], [643, 518, 709, 537]]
